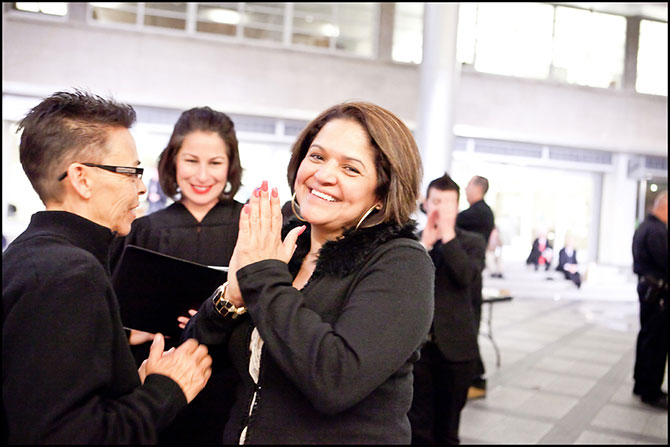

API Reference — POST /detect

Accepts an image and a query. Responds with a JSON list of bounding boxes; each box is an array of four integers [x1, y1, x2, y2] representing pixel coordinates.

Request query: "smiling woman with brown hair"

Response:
[[184, 101, 435, 444]]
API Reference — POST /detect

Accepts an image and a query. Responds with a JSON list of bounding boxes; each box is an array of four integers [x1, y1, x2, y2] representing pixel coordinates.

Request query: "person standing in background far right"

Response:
[[456, 175, 494, 399], [632, 190, 668, 411]]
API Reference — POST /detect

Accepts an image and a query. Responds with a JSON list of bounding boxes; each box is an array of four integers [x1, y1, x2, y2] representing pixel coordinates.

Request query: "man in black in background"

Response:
[[456, 175, 494, 399], [632, 190, 668, 410], [410, 174, 486, 444]]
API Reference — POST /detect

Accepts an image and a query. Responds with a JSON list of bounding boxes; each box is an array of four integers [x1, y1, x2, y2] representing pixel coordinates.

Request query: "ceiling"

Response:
[[552, 3, 667, 22]]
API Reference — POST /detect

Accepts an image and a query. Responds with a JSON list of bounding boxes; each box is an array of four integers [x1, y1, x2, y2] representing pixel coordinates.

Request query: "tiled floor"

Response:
[[459, 263, 668, 445]]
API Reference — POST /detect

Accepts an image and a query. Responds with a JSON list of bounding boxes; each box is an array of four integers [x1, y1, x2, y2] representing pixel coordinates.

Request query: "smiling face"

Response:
[[88, 127, 146, 236], [294, 118, 380, 239], [175, 130, 230, 215]]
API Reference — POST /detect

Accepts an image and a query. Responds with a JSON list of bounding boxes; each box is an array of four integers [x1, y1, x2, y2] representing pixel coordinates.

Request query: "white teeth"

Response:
[[311, 189, 336, 202]]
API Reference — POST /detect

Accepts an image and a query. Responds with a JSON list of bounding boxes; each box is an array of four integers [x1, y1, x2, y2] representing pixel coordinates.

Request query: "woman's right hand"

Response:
[[224, 241, 245, 308]]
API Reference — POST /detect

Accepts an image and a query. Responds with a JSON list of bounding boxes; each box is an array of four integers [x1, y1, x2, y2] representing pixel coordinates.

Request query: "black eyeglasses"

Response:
[[58, 163, 144, 181]]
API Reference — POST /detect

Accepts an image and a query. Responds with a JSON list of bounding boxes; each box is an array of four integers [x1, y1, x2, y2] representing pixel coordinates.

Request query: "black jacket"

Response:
[[526, 238, 553, 266], [632, 213, 668, 282], [456, 200, 493, 312], [456, 199, 495, 244], [109, 199, 244, 445], [556, 248, 578, 272], [110, 200, 244, 269], [2, 211, 186, 444], [429, 229, 486, 362], [184, 219, 434, 444]]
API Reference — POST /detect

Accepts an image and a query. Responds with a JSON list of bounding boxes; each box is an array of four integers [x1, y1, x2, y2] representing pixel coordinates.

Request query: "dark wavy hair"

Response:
[[158, 106, 242, 201], [287, 101, 423, 228], [17, 89, 136, 204]]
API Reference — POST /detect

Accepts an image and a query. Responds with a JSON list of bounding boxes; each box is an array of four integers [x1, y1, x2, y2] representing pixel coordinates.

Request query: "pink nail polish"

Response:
[[243, 204, 250, 214], [254, 188, 260, 198], [261, 180, 268, 192], [271, 187, 278, 198]]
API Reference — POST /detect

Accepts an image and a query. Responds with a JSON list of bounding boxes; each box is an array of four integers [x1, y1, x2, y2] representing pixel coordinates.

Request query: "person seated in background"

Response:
[[526, 228, 553, 271], [556, 236, 582, 288]]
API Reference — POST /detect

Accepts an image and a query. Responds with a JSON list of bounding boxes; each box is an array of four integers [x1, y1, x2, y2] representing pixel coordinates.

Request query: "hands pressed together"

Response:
[[138, 333, 212, 403], [136, 182, 306, 402], [421, 206, 457, 250], [224, 181, 305, 307]]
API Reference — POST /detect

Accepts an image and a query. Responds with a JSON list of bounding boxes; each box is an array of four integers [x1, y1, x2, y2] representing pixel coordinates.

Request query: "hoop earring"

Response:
[[291, 192, 308, 222], [223, 181, 232, 194], [355, 204, 382, 231]]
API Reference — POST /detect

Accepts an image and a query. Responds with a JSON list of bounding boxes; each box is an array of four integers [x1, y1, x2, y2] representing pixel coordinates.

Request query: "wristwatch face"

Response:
[[212, 286, 246, 318]]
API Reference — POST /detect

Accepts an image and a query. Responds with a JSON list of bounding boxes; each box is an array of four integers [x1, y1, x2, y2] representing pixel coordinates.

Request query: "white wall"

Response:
[[2, 14, 667, 156]]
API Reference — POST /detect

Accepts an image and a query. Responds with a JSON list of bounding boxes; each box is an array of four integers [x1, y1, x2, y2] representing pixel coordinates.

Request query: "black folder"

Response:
[[112, 245, 228, 338]]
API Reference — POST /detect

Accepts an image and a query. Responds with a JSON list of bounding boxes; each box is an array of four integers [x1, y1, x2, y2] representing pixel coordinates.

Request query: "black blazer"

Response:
[[2, 211, 186, 444], [184, 220, 434, 444], [556, 248, 578, 272], [456, 199, 495, 244], [428, 229, 486, 362], [526, 238, 553, 265], [632, 214, 668, 282], [110, 200, 244, 269]]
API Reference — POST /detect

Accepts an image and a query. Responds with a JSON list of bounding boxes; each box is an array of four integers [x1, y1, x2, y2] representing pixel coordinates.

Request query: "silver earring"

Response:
[[224, 181, 232, 194], [291, 192, 307, 222], [355, 204, 382, 231]]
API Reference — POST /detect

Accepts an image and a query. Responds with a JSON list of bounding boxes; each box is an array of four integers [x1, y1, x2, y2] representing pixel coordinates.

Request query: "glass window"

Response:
[[13, 2, 68, 16], [144, 2, 187, 30], [552, 7, 626, 88], [335, 3, 376, 56], [242, 3, 285, 42], [90, 3, 139, 26], [636, 19, 668, 96], [392, 2, 423, 64], [196, 3, 239, 37], [292, 3, 376, 56], [292, 3, 334, 49], [473, 3, 554, 79]]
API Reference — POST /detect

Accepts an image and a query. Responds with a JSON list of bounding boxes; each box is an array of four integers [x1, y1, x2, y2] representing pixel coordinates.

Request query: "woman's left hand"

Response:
[[236, 181, 305, 269]]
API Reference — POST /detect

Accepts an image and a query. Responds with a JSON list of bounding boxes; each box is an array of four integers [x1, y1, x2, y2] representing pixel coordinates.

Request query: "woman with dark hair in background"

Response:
[[183, 101, 434, 444], [110, 106, 244, 444]]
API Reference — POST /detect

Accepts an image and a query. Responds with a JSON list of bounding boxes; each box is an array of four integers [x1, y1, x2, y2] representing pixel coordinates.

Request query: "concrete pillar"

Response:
[[588, 172, 603, 264], [598, 153, 638, 266], [377, 3, 395, 62], [415, 3, 460, 192], [622, 16, 641, 91]]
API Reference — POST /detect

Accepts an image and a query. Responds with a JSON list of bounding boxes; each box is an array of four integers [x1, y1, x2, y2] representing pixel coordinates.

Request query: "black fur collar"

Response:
[[282, 217, 419, 278]]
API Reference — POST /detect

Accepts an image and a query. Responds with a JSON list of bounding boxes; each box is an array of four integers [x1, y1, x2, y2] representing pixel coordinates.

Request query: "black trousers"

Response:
[[409, 342, 477, 445], [633, 285, 668, 399], [472, 302, 485, 381], [561, 270, 581, 287]]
